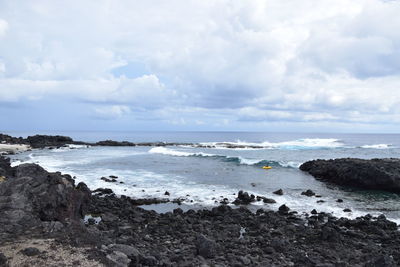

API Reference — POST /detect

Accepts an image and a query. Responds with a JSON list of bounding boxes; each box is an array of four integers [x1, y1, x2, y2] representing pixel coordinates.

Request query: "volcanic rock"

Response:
[[300, 158, 400, 193]]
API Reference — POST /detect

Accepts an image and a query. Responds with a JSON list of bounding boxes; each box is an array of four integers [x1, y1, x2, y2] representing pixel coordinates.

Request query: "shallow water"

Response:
[[9, 132, 400, 223]]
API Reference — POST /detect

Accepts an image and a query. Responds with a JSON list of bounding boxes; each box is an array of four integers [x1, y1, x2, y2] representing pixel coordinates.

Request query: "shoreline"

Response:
[[1, 155, 400, 266]]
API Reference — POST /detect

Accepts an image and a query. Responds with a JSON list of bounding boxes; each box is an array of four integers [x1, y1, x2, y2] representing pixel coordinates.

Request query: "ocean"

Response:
[[7, 131, 400, 223]]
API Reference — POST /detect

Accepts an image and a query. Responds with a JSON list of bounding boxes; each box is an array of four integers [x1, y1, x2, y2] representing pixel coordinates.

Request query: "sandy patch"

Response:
[[0, 144, 30, 154], [0, 238, 104, 267]]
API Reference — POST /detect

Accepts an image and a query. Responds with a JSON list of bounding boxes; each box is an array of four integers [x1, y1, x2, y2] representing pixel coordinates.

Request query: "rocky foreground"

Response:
[[0, 156, 399, 266], [300, 158, 400, 193]]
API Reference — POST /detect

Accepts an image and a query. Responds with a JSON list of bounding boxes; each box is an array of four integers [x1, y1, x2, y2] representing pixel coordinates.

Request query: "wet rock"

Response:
[[278, 204, 290, 213], [195, 234, 217, 259], [93, 188, 114, 195], [256, 196, 276, 204], [233, 191, 255, 205], [164, 191, 170, 196], [273, 189, 283, 195], [101, 177, 116, 183], [337, 199, 344, 203], [20, 247, 40, 256], [343, 208, 352, 212], [301, 189, 316, 197], [317, 200, 325, 203]]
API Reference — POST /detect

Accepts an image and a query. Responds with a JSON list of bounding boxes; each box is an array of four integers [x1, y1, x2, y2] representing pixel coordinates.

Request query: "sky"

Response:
[[0, 0, 400, 133]]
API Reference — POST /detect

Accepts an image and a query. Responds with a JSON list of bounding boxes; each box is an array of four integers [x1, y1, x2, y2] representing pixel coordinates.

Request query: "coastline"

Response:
[[1, 133, 400, 266]]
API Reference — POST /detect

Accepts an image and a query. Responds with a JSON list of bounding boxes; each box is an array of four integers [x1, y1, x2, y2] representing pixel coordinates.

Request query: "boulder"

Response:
[[301, 189, 315, 197], [233, 191, 255, 205], [300, 158, 400, 193], [195, 234, 217, 259], [273, 189, 283, 195]]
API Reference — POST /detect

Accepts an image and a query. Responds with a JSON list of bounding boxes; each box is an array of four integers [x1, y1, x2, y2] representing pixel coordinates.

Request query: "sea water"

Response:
[[7, 132, 400, 223]]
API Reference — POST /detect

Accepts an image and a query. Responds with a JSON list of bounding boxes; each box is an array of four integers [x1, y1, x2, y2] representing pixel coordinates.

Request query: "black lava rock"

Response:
[[300, 158, 400, 193], [273, 189, 284, 195], [301, 189, 315, 197]]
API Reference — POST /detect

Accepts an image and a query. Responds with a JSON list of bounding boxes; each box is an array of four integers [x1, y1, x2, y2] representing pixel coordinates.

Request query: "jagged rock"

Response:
[[0, 157, 91, 239], [300, 158, 400, 193], [233, 191, 255, 205]]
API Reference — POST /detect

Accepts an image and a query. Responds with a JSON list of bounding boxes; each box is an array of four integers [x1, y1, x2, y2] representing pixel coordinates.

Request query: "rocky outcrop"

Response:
[[300, 158, 400, 193], [0, 156, 91, 240], [26, 135, 74, 148]]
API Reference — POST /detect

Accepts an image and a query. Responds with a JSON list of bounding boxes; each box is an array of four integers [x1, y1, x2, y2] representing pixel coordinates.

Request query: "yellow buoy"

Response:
[[262, 166, 272, 170]]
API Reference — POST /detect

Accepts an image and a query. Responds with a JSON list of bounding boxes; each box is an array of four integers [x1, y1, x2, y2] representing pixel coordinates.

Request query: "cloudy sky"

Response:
[[1, 0, 400, 133]]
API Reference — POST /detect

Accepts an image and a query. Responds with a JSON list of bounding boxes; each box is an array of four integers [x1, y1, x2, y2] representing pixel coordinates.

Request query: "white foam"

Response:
[[149, 147, 215, 157], [360, 144, 391, 149], [199, 138, 344, 150], [237, 157, 264, 165], [278, 161, 302, 168]]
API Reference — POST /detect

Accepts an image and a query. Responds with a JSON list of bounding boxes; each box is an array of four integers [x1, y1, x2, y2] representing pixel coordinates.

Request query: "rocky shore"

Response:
[[1, 155, 399, 266], [300, 158, 400, 193], [0, 133, 268, 150]]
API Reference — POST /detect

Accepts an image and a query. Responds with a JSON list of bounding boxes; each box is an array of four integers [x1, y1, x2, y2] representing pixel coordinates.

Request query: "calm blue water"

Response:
[[8, 132, 400, 222]]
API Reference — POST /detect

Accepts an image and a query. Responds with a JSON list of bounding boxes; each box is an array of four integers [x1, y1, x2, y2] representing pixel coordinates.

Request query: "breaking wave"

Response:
[[360, 144, 391, 149], [148, 147, 301, 168], [197, 138, 345, 150]]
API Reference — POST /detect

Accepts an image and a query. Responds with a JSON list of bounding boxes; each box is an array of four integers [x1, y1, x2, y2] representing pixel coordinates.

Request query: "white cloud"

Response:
[[94, 105, 131, 120], [0, 19, 8, 36], [0, 0, 399, 130]]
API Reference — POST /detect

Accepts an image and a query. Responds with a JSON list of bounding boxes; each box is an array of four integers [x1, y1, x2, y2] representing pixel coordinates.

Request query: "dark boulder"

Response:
[[256, 196, 276, 204], [273, 189, 283, 195], [301, 189, 315, 197], [233, 191, 255, 205], [278, 204, 290, 213], [300, 158, 400, 193], [195, 234, 217, 258]]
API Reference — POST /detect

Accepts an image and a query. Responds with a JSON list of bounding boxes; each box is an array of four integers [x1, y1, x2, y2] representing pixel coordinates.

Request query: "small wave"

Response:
[[148, 147, 300, 168], [198, 138, 344, 150], [360, 144, 391, 149]]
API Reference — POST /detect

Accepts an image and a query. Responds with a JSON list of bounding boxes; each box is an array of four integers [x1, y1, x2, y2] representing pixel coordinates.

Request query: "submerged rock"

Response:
[[300, 158, 400, 193]]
